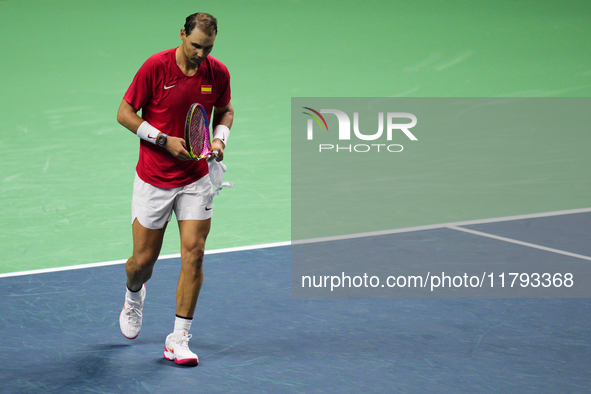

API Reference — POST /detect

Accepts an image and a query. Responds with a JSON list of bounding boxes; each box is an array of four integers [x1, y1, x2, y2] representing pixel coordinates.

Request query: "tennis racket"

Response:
[[184, 103, 218, 160]]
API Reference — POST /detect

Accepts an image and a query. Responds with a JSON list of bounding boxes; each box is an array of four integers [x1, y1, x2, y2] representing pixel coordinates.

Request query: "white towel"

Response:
[[208, 159, 234, 198]]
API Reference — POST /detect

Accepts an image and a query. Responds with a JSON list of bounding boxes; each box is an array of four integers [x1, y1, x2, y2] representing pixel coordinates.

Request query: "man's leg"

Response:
[[176, 218, 211, 317], [126, 219, 167, 291], [120, 219, 167, 339], [163, 218, 210, 366]]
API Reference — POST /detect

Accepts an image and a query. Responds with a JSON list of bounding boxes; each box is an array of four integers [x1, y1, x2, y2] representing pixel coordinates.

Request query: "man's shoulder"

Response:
[[206, 56, 230, 75], [142, 48, 176, 69]]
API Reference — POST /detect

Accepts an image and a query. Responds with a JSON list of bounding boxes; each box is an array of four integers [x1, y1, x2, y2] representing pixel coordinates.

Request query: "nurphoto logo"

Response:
[[302, 107, 418, 153]]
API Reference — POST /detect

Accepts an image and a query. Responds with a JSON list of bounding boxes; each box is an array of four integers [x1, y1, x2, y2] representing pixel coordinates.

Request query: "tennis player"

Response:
[[116, 12, 233, 366]]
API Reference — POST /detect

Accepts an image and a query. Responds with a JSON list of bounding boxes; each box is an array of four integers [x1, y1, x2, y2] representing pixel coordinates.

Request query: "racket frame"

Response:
[[184, 103, 212, 160]]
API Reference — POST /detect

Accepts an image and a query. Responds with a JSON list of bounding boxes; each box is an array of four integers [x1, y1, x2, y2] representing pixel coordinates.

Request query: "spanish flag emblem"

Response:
[[201, 85, 212, 94]]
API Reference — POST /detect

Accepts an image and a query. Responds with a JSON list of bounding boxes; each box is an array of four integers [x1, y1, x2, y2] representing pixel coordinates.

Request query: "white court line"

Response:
[[448, 226, 591, 262], [292, 207, 591, 245], [0, 241, 291, 279], [2, 207, 590, 278]]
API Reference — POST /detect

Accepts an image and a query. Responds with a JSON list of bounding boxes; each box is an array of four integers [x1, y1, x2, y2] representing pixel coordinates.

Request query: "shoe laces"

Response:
[[178, 334, 192, 350], [124, 298, 143, 319]]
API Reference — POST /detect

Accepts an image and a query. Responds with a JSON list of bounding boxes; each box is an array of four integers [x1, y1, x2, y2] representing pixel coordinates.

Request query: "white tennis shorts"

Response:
[[132, 173, 213, 229]]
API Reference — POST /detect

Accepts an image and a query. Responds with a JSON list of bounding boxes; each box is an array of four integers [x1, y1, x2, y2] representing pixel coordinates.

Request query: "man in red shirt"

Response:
[[116, 12, 234, 367]]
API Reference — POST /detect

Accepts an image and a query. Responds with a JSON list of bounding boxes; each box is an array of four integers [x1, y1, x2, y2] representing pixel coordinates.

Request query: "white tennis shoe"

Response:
[[164, 333, 199, 366], [119, 284, 146, 339]]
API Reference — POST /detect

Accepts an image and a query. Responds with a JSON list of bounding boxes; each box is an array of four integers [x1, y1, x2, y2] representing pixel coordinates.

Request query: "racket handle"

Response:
[[206, 150, 219, 161]]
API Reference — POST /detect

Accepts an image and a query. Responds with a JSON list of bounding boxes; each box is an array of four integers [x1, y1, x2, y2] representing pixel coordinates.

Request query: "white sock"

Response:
[[174, 316, 192, 337], [126, 285, 143, 302]]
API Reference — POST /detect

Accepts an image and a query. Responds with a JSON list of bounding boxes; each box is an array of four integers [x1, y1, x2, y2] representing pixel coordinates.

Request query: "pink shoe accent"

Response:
[[175, 357, 199, 366], [163, 345, 199, 366]]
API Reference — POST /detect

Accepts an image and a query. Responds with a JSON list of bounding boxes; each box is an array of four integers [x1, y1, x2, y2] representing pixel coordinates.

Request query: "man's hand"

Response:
[[165, 136, 193, 161], [210, 138, 225, 161]]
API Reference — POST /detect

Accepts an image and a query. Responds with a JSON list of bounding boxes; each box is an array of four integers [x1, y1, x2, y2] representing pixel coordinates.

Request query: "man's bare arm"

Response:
[[116, 99, 193, 161]]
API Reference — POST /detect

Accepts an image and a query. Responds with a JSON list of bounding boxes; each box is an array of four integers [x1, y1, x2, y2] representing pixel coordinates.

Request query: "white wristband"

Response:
[[212, 124, 230, 146], [136, 121, 159, 144]]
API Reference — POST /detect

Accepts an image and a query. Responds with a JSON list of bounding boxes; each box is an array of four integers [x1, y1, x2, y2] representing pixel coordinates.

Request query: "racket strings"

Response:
[[190, 113, 206, 154], [185, 103, 211, 160]]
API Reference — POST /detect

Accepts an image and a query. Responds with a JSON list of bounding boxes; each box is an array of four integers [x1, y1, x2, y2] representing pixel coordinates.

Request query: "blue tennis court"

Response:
[[1, 210, 590, 393], [2, 0, 590, 392]]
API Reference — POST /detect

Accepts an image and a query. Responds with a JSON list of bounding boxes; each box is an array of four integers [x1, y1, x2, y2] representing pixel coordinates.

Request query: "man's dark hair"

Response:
[[184, 13, 218, 36]]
